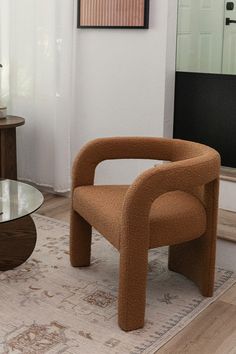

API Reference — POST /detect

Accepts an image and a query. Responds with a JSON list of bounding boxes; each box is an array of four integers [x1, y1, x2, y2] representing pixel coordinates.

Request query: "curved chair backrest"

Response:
[[72, 137, 220, 188]]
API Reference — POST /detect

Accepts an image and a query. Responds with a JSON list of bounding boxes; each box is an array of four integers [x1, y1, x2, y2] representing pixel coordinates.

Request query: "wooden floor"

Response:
[[38, 193, 71, 222], [218, 209, 236, 242], [37, 193, 236, 354]]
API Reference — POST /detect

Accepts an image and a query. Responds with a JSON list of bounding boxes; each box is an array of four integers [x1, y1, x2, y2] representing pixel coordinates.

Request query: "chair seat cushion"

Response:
[[73, 185, 207, 250]]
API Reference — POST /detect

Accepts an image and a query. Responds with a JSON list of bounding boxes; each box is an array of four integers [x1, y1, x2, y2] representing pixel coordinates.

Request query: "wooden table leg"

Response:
[[0, 127, 17, 180], [0, 215, 37, 271]]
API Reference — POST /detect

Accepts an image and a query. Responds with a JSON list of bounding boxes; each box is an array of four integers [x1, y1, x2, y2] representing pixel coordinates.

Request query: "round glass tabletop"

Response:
[[0, 179, 44, 223]]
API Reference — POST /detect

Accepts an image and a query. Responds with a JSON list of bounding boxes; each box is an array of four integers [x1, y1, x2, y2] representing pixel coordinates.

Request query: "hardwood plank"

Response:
[[220, 283, 236, 306], [156, 301, 236, 354], [218, 209, 236, 242], [37, 193, 70, 222]]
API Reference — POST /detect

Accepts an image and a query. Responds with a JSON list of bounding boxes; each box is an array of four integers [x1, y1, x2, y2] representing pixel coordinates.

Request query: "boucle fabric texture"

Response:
[[70, 137, 220, 331], [74, 187, 206, 249]]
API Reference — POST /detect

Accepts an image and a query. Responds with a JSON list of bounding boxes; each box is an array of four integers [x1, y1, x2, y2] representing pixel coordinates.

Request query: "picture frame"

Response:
[[77, 0, 150, 29]]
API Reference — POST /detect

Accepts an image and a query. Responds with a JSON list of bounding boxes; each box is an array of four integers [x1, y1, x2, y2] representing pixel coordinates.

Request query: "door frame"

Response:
[[163, 0, 178, 138]]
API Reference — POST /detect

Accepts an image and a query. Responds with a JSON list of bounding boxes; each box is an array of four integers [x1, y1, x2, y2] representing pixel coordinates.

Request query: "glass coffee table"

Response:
[[0, 179, 44, 271]]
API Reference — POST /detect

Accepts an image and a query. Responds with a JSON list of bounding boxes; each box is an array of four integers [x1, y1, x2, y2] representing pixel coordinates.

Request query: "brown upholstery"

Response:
[[70, 137, 220, 331], [73, 186, 207, 249]]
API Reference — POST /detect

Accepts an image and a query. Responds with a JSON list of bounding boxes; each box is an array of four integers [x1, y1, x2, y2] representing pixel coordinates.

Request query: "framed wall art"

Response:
[[77, 0, 150, 29]]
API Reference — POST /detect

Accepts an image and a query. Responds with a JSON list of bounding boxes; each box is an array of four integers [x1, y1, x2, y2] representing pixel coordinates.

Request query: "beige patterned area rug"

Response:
[[0, 215, 235, 354]]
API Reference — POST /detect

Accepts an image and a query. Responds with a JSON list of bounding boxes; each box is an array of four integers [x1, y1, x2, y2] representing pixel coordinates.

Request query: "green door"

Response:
[[223, 0, 236, 74], [177, 0, 236, 75]]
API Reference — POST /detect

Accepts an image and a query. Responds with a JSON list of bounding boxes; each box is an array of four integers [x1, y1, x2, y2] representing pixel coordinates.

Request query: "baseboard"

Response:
[[221, 166, 236, 183], [217, 239, 236, 272]]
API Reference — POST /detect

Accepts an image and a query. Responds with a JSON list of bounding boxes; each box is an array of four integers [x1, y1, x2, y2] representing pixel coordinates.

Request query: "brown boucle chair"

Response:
[[70, 137, 220, 331]]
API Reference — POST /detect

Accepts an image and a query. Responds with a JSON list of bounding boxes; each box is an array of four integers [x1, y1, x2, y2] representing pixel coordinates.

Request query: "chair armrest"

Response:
[[121, 151, 220, 239], [72, 136, 214, 189]]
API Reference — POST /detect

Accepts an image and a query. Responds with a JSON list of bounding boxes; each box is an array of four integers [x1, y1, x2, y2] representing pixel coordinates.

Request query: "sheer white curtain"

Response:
[[0, 0, 75, 192]]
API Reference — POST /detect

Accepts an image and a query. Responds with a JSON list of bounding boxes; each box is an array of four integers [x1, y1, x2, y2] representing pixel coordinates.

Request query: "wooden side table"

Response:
[[0, 179, 44, 271], [0, 116, 25, 180]]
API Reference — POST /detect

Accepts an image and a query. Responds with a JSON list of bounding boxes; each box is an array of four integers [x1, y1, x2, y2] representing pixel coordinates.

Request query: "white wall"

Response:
[[72, 0, 178, 184]]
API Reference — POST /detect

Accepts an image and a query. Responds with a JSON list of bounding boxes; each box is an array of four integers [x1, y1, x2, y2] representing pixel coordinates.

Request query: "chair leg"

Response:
[[169, 180, 218, 297], [118, 245, 149, 331], [168, 232, 216, 297], [70, 210, 92, 267]]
